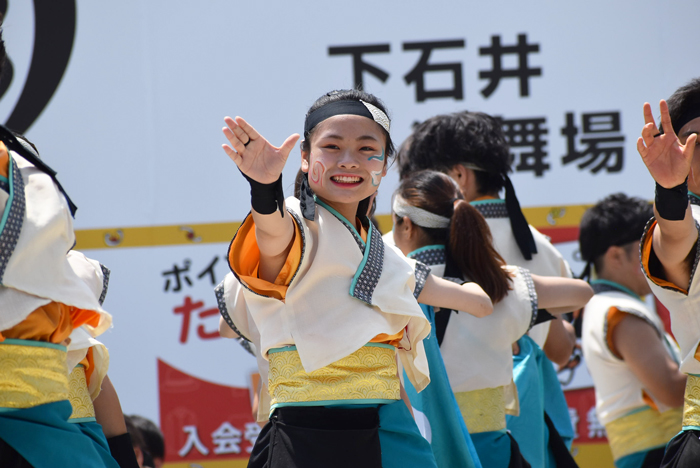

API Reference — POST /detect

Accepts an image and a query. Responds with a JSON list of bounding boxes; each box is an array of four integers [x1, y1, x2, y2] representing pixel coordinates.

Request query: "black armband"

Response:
[[107, 432, 140, 468], [655, 178, 689, 221], [241, 171, 285, 218]]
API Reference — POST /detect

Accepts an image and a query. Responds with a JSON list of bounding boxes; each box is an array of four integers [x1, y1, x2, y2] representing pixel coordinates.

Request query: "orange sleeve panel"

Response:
[[640, 220, 688, 294], [0, 302, 102, 344], [0, 141, 8, 179], [605, 306, 628, 360], [229, 215, 303, 301], [370, 331, 404, 347]]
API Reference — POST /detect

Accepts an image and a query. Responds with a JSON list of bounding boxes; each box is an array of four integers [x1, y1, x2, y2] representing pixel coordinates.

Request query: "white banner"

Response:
[[1, 1, 698, 464]]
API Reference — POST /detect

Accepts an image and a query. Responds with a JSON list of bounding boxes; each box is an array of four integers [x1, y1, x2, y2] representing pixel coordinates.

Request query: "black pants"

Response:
[[661, 430, 700, 468], [0, 438, 33, 468], [507, 431, 532, 468], [248, 406, 382, 468]]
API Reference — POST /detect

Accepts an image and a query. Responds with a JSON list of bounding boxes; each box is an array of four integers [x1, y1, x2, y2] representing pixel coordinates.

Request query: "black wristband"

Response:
[[107, 432, 140, 468], [240, 171, 285, 218], [655, 178, 689, 221]]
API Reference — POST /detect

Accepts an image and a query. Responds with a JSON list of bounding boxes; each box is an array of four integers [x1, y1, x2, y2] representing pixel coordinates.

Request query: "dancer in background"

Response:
[[397, 111, 578, 467], [579, 193, 684, 468], [216, 89, 493, 468], [391, 170, 592, 468], [636, 78, 700, 467]]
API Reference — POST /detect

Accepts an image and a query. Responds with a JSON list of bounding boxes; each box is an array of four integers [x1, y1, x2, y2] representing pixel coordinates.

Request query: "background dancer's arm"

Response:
[[531, 275, 593, 314], [93, 375, 129, 438], [637, 100, 698, 289], [222, 116, 300, 282], [612, 314, 686, 407], [542, 319, 577, 367], [417, 274, 492, 317]]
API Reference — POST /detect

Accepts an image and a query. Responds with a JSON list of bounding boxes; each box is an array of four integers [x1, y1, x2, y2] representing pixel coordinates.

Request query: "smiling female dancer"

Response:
[[391, 170, 593, 468], [215, 89, 494, 468]]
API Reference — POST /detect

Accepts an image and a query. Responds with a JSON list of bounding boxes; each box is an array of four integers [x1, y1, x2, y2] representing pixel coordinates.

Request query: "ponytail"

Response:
[[448, 200, 511, 303]]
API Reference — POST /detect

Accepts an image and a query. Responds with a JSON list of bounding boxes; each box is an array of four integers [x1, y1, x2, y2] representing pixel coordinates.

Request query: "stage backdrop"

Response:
[[2, 1, 699, 466]]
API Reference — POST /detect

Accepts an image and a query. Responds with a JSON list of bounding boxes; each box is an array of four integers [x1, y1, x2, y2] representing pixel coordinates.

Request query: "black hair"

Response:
[[397, 111, 512, 195], [128, 414, 165, 460], [666, 77, 700, 135], [578, 193, 653, 275], [300, 89, 395, 161]]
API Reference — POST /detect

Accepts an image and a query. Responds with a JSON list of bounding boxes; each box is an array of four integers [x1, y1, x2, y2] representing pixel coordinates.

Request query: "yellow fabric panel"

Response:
[[0, 141, 8, 179], [78, 347, 95, 388], [640, 221, 687, 294], [454, 386, 507, 433], [0, 341, 69, 409], [68, 365, 95, 419], [268, 345, 400, 406], [605, 406, 682, 460], [0, 303, 101, 344], [228, 215, 303, 301], [683, 374, 700, 428]]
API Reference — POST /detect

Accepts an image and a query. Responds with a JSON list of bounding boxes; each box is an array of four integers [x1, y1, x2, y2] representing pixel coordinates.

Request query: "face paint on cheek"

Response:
[[367, 149, 385, 186], [310, 160, 325, 185], [367, 148, 385, 163]]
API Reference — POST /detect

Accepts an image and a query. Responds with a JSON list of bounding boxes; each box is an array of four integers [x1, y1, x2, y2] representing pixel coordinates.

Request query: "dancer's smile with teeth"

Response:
[[301, 114, 387, 224]]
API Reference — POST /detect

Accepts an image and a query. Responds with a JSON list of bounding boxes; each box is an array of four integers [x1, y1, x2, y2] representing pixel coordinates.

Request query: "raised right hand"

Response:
[[637, 100, 698, 188], [222, 116, 300, 184]]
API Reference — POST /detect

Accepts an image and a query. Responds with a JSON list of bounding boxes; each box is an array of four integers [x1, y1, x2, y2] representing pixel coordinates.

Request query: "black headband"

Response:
[[304, 100, 389, 137]]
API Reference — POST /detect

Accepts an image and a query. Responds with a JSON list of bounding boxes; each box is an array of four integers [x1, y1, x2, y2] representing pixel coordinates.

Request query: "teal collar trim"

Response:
[[0, 338, 67, 352], [470, 198, 504, 206], [407, 245, 445, 258], [590, 279, 640, 299], [268, 342, 395, 355], [689, 192, 700, 202], [314, 196, 365, 247]]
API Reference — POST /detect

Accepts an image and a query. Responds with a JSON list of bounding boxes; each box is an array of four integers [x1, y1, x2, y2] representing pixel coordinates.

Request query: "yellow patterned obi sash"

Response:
[[268, 343, 400, 408], [0, 339, 69, 410], [682, 374, 700, 429], [68, 365, 95, 421], [455, 386, 507, 434], [605, 406, 682, 460]]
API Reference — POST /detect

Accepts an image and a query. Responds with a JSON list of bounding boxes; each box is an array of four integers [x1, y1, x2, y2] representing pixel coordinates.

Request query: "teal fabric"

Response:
[[74, 420, 120, 468], [337, 400, 438, 468], [0, 400, 116, 468], [507, 335, 575, 468], [614, 449, 650, 468], [470, 430, 512, 468], [376, 400, 439, 468], [403, 304, 483, 468]]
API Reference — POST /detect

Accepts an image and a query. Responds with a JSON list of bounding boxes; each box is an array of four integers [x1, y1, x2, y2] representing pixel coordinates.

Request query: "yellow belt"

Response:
[[682, 374, 700, 428], [454, 386, 507, 433], [0, 339, 69, 409], [605, 406, 682, 460], [68, 365, 95, 421], [268, 344, 400, 407]]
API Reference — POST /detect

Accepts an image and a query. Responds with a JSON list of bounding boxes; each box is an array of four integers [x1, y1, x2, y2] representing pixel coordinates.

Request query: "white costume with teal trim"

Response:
[[582, 280, 681, 467]]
